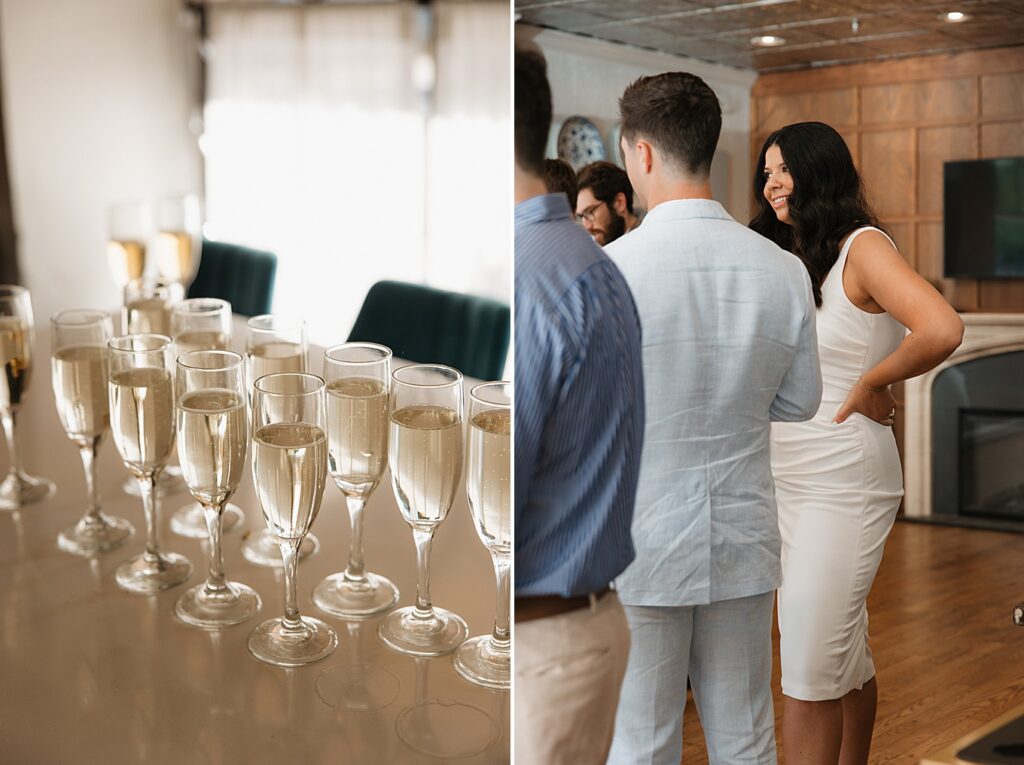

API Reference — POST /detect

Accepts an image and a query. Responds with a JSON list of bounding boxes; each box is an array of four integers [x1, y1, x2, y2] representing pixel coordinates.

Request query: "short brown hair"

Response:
[[515, 44, 552, 176], [619, 72, 721, 177], [577, 161, 634, 215], [543, 159, 578, 210]]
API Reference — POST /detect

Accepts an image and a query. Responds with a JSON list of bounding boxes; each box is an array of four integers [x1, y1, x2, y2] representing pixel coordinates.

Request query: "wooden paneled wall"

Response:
[[752, 46, 1024, 313]]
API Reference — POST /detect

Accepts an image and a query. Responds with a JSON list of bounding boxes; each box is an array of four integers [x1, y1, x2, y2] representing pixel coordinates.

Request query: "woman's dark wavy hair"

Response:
[[749, 122, 886, 307]]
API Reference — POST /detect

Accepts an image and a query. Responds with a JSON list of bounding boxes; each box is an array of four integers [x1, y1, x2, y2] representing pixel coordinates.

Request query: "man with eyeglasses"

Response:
[[576, 161, 640, 246]]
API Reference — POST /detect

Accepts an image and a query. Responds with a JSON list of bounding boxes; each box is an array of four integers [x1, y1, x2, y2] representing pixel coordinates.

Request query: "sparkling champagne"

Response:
[[126, 297, 172, 336], [109, 367, 175, 475], [154, 230, 195, 283], [107, 239, 146, 285], [248, 341, 305, 382], [177, 389, 246, 506], [253, 422, 327, 539], [326, 377, 387, 495], [175, 331, 229, 357], [52, 344, 109, 442], [0, 317, 31, 410], [467, 408, 511, 554], [389, 404, 461, 526]]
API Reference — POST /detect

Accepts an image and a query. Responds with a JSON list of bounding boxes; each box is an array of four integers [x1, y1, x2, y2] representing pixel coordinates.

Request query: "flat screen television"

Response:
[[944, 156, 1024, 279]]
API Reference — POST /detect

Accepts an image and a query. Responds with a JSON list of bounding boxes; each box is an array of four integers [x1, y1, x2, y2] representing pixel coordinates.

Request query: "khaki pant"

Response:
[[515, 591, 631, 764]]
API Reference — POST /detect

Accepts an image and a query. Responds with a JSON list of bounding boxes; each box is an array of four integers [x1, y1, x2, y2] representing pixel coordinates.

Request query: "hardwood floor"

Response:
[[677, 519, 1024, 763]]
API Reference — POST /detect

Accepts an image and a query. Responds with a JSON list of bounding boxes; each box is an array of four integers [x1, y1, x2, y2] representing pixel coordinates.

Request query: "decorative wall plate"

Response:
[[557, 116, 606, 171]]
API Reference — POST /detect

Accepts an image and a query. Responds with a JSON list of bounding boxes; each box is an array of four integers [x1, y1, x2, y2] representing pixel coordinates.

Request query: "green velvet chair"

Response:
[[187, 240, 277, 317], [347, 281, 510, 381]]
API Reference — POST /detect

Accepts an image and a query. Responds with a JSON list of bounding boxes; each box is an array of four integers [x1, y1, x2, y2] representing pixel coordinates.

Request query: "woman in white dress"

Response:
[[750, 122, 963, 765]]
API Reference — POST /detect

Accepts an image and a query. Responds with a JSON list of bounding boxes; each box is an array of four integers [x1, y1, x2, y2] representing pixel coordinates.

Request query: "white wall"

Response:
[[0, 0, 202, 324], [527, 27, 757, 221]]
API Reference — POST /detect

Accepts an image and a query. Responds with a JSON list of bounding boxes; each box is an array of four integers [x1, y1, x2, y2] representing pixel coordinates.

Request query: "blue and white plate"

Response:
[[557, 116, 606, 171]]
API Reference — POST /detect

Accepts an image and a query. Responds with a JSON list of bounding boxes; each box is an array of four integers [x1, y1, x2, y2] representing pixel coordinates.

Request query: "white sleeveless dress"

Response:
[[770, 226, 906, 702]]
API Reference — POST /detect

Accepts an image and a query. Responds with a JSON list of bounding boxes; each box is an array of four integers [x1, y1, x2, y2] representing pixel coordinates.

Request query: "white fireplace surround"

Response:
[[904, 313, 1024, 518]]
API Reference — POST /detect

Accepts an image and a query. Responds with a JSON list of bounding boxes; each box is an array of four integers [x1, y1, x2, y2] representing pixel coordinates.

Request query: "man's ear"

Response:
[[612, 191, 629, 215], [637, 140, 654, 174]]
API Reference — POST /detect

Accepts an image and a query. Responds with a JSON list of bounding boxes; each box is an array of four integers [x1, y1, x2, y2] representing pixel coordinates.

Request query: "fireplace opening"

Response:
[[960, 409, 1024, 520]]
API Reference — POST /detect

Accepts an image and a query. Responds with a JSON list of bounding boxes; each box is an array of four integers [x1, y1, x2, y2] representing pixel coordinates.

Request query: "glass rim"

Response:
[[247, 314, 306, 333], [125, 275, 179, 291], [392, 363, 463, 389], [0, 284, 28, 298], [252, 371, 325, 396], [324, 342, 392, 366], [176, 349, 244, 371], [108, 333, 173, 353], [470, 380, 511, 409], [172, 297, 231, 316], [51, 308, 110, 327]]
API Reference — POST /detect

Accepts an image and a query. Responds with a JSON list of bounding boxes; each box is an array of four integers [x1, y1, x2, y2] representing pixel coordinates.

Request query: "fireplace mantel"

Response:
[[903, 313, 1024, 518]]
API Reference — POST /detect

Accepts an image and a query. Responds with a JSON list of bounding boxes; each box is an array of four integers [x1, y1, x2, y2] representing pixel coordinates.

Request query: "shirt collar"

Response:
[[640, 198, 733, 225], [515, 193, 573, 227]]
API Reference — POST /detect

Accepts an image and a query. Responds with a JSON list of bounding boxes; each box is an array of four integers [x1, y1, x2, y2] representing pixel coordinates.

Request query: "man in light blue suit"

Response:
[[605, 72, 822, 765]]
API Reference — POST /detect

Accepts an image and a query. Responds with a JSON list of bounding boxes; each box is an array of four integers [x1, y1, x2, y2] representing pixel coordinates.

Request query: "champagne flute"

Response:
[[378, 364, 468, 657], [312, 343, 399, 619], [248, 372, 337, 666], [0, 285, 55, 510], [122, 277, 186, 499], [453, 381, 511, 689], [152, 194, 202, 288], [174, 350, 260, 628], [51, 310, 134, 554], [107, 201, 150, 289], [169, 298, 244, 538], [241, 315, 319, 567], [123, 276, 185, 337], [108, 334, 192, 593]]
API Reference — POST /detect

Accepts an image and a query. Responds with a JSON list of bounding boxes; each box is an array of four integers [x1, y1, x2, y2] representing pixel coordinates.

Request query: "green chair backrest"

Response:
[[347, 281, 510, 381], [188, 240, 277, 317]]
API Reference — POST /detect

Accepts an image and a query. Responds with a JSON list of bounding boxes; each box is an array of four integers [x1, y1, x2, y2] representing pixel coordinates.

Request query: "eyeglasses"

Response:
[[575, 200, 607, 224]]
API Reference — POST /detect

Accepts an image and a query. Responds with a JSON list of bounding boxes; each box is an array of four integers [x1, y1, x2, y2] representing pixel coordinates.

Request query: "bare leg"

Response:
[[838, 676, 877, 765], [782, 695, 842, 765]]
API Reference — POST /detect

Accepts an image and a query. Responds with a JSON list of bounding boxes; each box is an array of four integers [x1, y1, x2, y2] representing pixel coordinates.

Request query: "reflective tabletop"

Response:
[[0, 316, 509, 764]]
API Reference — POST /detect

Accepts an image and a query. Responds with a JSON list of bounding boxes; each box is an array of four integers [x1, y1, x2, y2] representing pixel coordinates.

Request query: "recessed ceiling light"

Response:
[[751, 34, 786, 47], [940, 10, 970, 22]]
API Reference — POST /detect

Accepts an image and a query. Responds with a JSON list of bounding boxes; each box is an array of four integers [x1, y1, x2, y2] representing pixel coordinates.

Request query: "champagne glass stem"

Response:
[[412, 526, 436, 619], [202, 502, 229, 595], [279, 538, 306, 634], [490, 552, 511, 652], [139, 472, 162, 565], [78, 437, 102, 523], [344, 494, 367, 583], [1, 407, 22, 477]]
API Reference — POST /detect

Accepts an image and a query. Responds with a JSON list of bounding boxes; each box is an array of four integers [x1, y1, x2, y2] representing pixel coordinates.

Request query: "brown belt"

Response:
[[515, 586, 611, 624]]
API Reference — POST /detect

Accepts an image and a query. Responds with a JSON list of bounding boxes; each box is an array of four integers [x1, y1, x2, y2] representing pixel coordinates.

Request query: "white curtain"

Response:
[[202, 2, 510, 343]]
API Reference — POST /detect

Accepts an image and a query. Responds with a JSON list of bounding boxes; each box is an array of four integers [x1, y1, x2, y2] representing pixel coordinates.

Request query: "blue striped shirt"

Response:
[[514, 192, 645, 598]]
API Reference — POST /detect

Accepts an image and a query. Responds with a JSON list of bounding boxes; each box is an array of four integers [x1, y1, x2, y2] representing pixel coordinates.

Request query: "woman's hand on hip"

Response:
[[833, 380, 898, 426]]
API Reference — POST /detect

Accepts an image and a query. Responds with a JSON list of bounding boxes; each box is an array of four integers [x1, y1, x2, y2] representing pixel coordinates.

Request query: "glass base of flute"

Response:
[[312, 571, 398, 619], [176, 579, 261, 629], [0, 471, 55, 511], [58, 512, 134, 557], [379, 604, 468, 658], [170, 501, 243, 539], [453, 634, 510, 690], [116, 548, 192, 593], [241, 528, 319, 568]]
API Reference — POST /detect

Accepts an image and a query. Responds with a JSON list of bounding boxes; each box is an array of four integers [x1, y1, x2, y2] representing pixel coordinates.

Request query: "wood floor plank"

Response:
[[676, 521, 1024, 764]]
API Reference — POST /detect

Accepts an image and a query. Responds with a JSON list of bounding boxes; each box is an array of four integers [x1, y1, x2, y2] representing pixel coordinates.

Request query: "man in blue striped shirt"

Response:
[[514, 43, 646, 765]]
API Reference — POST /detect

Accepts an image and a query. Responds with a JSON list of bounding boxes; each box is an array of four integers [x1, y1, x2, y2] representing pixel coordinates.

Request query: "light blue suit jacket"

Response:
[[607, 199, 821, 606]]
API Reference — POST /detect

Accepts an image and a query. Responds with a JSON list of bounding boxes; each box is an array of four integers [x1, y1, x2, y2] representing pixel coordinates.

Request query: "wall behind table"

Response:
[[752, 45, 1024, 314], [0, 0, 201, 323], [527, 27, 757, 222]]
